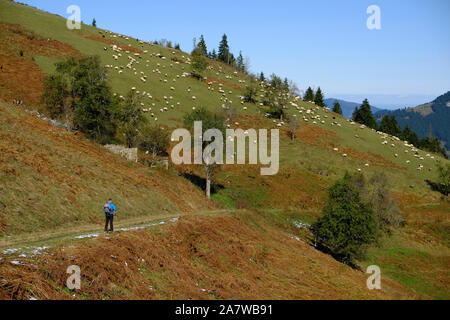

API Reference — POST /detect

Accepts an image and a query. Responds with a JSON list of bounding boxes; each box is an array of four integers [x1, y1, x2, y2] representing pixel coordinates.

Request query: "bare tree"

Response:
[[287, 114, 300, 141]]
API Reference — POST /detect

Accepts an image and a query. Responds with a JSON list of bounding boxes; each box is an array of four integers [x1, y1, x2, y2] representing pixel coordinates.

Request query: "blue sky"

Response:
[[21, 0, 450, 107]]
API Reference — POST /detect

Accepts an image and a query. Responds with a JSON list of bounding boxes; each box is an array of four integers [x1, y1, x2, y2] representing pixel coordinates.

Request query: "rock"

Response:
[[104, 145, 138, 162]]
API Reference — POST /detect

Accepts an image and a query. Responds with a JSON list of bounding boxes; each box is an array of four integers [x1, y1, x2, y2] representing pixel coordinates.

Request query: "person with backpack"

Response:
[[103, 199, 117, 232]]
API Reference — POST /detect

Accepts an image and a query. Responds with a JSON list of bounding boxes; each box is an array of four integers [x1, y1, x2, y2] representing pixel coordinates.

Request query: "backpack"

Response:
[[103, 203, 111, 213]]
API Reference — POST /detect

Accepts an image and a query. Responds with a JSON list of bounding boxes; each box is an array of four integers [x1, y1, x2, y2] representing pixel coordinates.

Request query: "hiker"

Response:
[[103, 199, 117, 232]]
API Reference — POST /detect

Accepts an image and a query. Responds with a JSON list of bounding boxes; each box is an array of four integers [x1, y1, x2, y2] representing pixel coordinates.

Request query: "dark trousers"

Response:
[[104, 213, 114, 232]]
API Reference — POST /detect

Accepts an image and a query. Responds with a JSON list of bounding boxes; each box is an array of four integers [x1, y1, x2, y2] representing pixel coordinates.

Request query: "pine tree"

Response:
[[228, 52, 236, 67], [211, 49, 217, 60], [218, 34, 230, 63], [401, 125, 418, 146], [283, 78, 289, 92], [353, 99, 377, 129], [314, 87, 325, 107], [379, 115, 402, 137], [92, 18, 96, 27], [259, 72, 265, 82], [333, 101, 343, 115], [196, 35, 208, 57], [304, 87, 315, 101], [379, 115, 391, 133], [236, 51, 244, 72]]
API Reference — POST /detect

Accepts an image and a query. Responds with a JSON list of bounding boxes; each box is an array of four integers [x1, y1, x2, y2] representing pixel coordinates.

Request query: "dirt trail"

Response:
[[0, 210, 230, 252]]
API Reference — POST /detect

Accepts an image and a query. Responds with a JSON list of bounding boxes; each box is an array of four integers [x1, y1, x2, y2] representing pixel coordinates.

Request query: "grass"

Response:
[[0, 100, 213, 237], [365, 244, 449, 299], [0, 0, 449, 299]]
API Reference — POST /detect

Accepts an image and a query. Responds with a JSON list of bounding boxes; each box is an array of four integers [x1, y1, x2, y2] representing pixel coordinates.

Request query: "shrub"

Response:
[[190, 55, 207, 79], [243, 82, 258, 104], [312, 174, 377, 264], [138, 125, 170, 158], [426, 162, 450, 196], [366, 172, 404, 235]]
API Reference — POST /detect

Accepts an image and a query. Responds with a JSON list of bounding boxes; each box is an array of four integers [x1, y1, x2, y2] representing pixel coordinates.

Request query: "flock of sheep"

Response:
[[102, 31, 249, 123], [98, 30, 439, 173]]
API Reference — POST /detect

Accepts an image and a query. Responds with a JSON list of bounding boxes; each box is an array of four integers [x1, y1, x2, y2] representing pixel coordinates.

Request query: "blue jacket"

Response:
[[105, 202, 116, 215]]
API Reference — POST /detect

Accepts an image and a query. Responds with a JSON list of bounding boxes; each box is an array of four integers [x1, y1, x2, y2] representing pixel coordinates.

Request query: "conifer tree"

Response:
[[259, 72, 265, 82], [304, 87, 315, 101], [333, 101, 343, 115], [236, 51, 244, 72], [196, 35, 208, 57], [218, 34, 230, 63], [352, 99, 377, 129], [314, 87, 325, 107]]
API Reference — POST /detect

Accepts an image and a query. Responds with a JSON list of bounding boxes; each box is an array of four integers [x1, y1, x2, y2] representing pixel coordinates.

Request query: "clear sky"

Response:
[[20, 0, 450, 106]]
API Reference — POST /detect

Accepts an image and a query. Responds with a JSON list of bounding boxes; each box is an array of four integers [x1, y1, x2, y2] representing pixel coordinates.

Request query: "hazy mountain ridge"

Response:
[[324, 98, 385, 119], [375, 91, 450, 151]]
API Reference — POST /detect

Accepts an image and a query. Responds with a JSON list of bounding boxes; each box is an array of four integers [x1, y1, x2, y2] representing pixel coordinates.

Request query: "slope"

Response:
[[0, 0, 449, 299], [0, 100, 213, 237], [375, 91, 450, 152], [0, 210, 421, 300]]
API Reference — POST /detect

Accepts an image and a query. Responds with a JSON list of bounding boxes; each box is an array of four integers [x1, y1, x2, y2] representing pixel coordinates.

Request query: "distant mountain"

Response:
[[324, 98, 385, 119], [374, 91, 450, 151]]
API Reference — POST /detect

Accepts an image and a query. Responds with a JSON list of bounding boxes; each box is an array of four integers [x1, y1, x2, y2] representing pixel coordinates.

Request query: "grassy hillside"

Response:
[[0, 100, 212, 238], [0, 0, 449, 300]]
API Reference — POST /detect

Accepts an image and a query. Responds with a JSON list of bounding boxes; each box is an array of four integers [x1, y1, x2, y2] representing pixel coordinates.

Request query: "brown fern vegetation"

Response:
[[0, 212, 420, 300]]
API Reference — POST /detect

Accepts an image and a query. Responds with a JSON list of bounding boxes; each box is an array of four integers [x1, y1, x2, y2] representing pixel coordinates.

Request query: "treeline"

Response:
[[152, 38, 181, 51], [192, 34, 247, 73], [40, 56, 169, 157], [349, 99, 447, 158], [303, 86, 325, 107], [243, 73, 301, 121]]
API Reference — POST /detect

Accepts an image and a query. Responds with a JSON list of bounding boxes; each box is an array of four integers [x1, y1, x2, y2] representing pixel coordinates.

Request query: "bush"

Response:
[[426, 162, 450, 196], [366, 172, 404, 235], [191, 55, 207, 79], [116, 90, 146, 147], [41, 56, 118, 141], [243, 82, 258, 104], [138, 125, 170, 158], [312, 174, 377, 264]]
